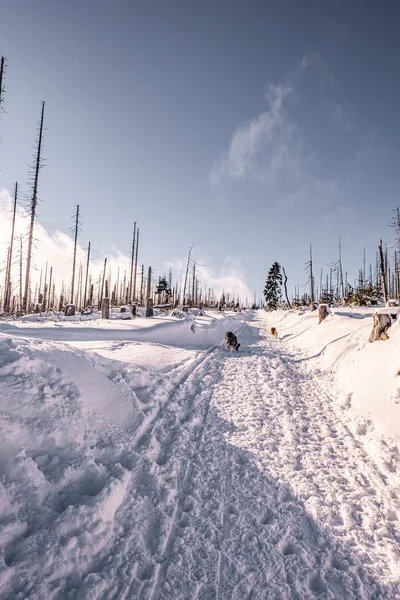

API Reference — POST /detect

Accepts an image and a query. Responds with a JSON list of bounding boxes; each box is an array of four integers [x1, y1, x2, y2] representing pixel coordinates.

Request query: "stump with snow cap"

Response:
[[369, 312, 392, 342], [318, 304, 329, 324]]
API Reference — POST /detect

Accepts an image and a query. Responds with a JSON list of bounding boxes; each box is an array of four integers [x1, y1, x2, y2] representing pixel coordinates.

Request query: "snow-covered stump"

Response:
[[318, 304, 329, 324], [146, 298, 153, 318], [369, 312, 391, 342], [101, 298, 110, 319], [65, 303, 75, 317]]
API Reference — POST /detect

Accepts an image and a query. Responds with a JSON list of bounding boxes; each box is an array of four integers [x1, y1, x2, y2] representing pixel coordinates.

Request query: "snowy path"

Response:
[[1, 313, 400, 598]]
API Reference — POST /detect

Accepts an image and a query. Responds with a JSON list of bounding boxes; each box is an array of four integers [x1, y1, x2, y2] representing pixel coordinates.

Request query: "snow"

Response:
[[0, 309, 400, 598]]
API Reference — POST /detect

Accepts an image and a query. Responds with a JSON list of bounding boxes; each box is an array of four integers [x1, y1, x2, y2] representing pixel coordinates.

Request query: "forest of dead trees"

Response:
[[0, 57, 245, 317], [1, 55, 400, 319]]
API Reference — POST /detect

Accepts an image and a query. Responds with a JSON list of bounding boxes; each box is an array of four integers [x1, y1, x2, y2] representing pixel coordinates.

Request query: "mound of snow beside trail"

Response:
[[264, 307, 400, 440]]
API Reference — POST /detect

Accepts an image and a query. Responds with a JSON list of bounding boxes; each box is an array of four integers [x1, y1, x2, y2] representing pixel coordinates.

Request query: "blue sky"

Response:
[[1, 0, 400, 300]]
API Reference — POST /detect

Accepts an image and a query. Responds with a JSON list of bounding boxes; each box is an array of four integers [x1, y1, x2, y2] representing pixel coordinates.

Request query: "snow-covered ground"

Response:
[[0, 309, 399, 598]]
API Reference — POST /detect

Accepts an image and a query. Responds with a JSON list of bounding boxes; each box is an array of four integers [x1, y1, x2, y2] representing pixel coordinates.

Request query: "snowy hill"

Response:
[[0, 309, 399, 598]]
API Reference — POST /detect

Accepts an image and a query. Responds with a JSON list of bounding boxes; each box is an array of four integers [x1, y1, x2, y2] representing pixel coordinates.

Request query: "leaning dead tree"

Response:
[[4, 182, 18, 312], [70, 205, 81, 304], [282, 266, 292, 309], [23, 101, 45, 314]]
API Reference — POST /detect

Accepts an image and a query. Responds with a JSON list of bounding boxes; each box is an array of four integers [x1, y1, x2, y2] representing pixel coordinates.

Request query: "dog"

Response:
[[225, 331, 240, 351], [270, 327, 278, 338]]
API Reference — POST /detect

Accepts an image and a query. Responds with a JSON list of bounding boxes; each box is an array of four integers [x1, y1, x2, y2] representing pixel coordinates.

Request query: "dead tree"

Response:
[[70, 205, 81, 304], [99, 258, 107, 308], [83, 242, 91, 307], [4, 182, 18, 312], [101, 280, 110, 318], [379, 239, 388, 303], [140, 264, 144, 305], [47, 266, 53, 312], [282, 266, 292, 309], [42, 262, 48, 311], [23, 101, 45, 314], [183, 244, 194, 305], [18, 236, 23, 315], [128, 222, 136, 304], [133, 227, 139, 302]]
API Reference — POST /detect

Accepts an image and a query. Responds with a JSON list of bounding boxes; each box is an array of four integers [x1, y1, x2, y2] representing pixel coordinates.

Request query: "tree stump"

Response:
[[146, 298, 153, 318], [318, 304, 329, 324], [131, 304, 136, 317], [369, 312, 391, 342], [101, 298, 110, 319], [65, 304, 75, 317]]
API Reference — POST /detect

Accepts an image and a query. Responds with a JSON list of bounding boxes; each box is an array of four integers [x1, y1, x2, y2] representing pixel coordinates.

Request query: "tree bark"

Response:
[[369, 312, 391, 342], [282, 266, 292, 309], [318, 304, 329, 324]]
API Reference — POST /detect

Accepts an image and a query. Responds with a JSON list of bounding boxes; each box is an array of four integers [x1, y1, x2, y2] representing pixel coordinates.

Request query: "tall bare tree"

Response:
[[23, 101, 45, 313], [70, 205, 81, 304], [4, 182, 18, 312], [379, 239, 388, 303], [83, 242, 91, 308], [128, 222, 137, 303]]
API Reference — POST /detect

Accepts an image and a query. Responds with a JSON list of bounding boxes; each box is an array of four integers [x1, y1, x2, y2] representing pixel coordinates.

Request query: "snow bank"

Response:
[[262, 307, 400, 441]]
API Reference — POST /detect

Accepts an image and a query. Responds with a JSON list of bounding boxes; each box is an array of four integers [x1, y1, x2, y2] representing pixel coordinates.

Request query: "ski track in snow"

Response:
[[1, 313, 400, 599]]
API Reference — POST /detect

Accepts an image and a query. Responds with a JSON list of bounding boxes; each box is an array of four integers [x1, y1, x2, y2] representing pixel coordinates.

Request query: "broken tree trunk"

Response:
[[318, 304, 329, 324], [146, 298, 153, 318], [101, 280, 110, 319], [369, 312, 391, 342]]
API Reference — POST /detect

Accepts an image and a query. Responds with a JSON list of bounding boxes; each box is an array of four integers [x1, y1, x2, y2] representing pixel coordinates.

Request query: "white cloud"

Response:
[[0, 189, 251, 304], [166, 255, 252, 303], [210, 70, 345, 209], [210, 83, 296, 186]]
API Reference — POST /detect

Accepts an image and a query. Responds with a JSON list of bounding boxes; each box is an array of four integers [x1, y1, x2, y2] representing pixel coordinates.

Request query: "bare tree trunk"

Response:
[[42, 261, 48, 311], [18, 236, 23, 315], [128, 222, 136, 304], [146, 266, 152, 301], [140, 264, 144, 305], [133, 227, 139, 302], [379, 239, 388, 304], [309, 244, 315, 309], [23, 101, 45, 314], [4, 182, 18, 312], [339, 237, 344, 300], [47, 267, 53, 313], [70, 205, 80, 304], [83, 242, 91, 308], [100, 258, 107, 308], [282, 266, 292, 309], [192, 261, 196, 306], [183, 244, 193, 306]]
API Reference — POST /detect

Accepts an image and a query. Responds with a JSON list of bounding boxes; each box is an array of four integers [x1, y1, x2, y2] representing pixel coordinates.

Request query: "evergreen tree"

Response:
[[263, 262, 282, 310]]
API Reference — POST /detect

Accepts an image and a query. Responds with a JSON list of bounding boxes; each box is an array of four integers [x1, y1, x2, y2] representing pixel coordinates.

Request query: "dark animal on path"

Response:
[[270, 327, 278, 338], [225, 331, 240, 351]]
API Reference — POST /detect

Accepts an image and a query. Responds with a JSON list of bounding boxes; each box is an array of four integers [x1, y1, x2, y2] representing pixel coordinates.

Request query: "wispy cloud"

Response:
[[210, 83, 297, 186], [210, 61, 349, 209]]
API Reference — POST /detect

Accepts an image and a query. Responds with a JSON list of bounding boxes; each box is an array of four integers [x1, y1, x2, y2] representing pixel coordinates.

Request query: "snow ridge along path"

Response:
[[1, 311, 399, 598]]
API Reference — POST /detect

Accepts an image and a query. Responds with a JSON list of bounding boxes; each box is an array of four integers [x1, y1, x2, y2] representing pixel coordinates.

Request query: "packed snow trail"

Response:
[[1, 312, 400, 598]]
